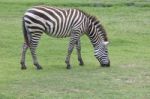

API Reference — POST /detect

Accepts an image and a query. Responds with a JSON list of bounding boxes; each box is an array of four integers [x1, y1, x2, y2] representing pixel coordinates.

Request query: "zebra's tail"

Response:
[[22, 17, 31, 47]]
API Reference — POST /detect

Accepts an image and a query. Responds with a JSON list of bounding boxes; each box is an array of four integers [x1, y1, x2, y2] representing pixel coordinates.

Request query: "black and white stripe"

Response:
[[20, 6, 110, 70]]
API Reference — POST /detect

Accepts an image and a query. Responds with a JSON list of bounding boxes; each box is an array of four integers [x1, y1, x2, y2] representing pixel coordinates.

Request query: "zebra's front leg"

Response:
[[30, 33, 43, 70], [65, 33, 79, 69], [76, 39, 84, 66], [65, 41, 75, 69], [20, 43, 28, 70], [30, 47, 42, 70]]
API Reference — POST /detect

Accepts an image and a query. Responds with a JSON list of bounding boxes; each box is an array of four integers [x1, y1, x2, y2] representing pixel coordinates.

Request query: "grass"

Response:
[[0, 0, 150, 99]]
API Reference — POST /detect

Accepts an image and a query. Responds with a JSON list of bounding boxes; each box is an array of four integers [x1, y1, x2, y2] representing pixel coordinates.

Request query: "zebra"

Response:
[[20, 6, 110, 70]]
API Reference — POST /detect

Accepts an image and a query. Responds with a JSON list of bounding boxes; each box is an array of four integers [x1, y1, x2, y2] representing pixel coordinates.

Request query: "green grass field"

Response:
[[0, 0, 150, 99]]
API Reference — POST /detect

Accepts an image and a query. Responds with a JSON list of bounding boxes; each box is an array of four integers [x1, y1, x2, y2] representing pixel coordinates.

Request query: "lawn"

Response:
[[0, 0, 150, 99]]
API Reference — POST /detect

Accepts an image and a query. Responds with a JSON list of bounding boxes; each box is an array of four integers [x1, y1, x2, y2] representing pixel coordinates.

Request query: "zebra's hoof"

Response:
[[36, 66, 43, 70], [66, 65, 71, 69], [79, 59, 84, 66], [21, 66, 27, 70], [34, 63, 43, 70]]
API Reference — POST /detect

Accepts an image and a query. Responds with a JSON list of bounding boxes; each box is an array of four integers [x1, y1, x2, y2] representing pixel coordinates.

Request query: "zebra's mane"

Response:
[[78, 9, 108, 41], [77, 9, 98, 22]]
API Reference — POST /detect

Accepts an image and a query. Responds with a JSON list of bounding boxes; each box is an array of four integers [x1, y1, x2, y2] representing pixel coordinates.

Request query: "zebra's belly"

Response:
[[45, 29, 71, 38]]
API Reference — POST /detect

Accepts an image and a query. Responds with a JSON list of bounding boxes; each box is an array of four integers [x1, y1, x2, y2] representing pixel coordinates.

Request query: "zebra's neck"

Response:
[[86, 15, 108, 47]]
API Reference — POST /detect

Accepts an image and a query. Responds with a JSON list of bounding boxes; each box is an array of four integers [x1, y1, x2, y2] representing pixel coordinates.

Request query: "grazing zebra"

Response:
[[20, 5, 110, 70]]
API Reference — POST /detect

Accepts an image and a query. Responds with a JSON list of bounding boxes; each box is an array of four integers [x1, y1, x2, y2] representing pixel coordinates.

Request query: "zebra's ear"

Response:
[[103, 41, 109, 45]]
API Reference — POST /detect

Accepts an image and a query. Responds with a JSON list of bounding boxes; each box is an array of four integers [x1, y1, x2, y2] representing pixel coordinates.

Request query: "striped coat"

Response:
[[20, 6, 110, 70]]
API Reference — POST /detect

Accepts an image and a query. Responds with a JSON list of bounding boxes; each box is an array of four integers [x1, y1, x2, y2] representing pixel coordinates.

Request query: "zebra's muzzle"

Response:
[[101, 60, 110, 67], [101, 63, 110, 67]]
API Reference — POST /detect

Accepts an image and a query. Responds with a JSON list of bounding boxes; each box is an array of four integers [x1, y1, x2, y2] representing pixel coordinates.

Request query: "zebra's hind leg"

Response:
[[30, 33, 43, 70], [20, 43, 28, 70], [65, 33, 79, 69], [76, 39, 84, 66]]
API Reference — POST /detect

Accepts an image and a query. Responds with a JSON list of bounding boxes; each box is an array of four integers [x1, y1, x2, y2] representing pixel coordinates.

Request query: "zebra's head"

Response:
[[94, 41, 110, 67], [87, 15, 110, 67]]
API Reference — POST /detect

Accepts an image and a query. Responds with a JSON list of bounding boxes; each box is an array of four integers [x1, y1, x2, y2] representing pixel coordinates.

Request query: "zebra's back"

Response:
[[23, 6, 87, 38]]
